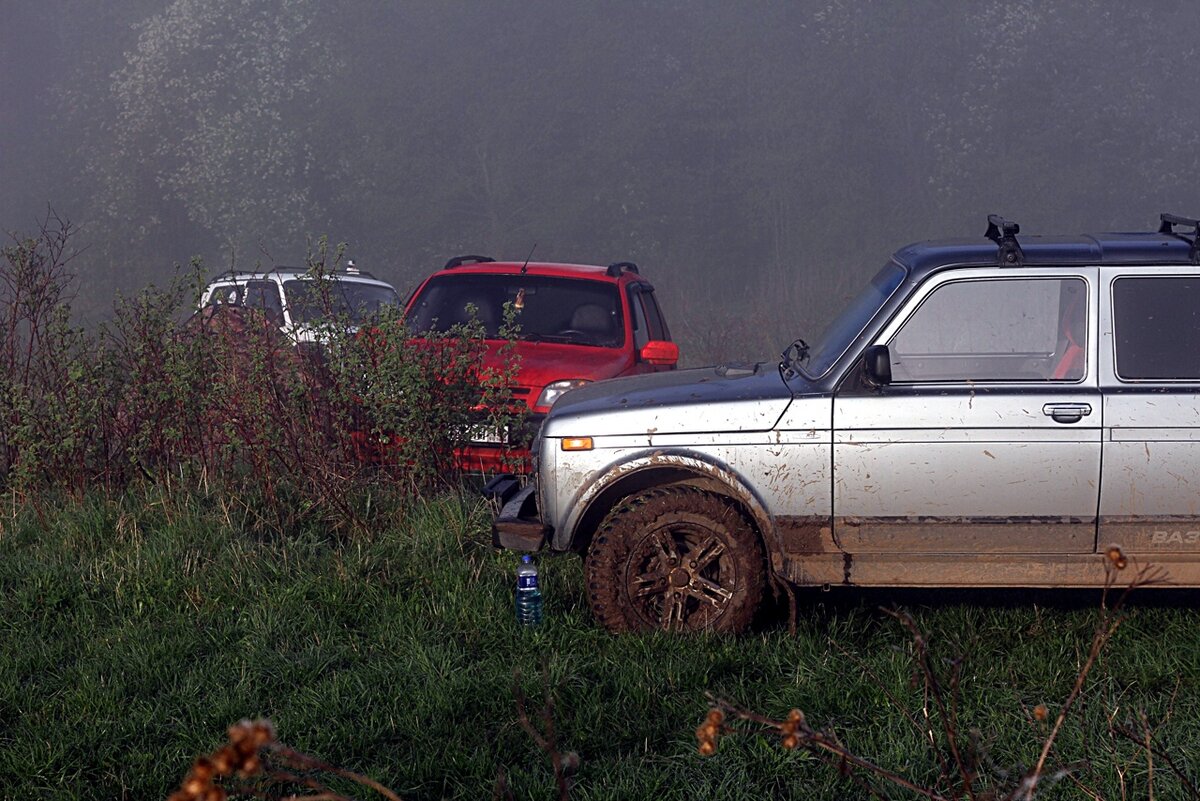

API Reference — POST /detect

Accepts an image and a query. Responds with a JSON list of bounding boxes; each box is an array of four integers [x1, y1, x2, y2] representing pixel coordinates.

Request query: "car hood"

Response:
[[542, 362, 796, 437], [485, 340, 633, 380]]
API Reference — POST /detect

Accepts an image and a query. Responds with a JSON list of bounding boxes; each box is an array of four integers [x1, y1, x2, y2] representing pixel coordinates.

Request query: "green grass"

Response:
[[2, 490, 1198, 799]]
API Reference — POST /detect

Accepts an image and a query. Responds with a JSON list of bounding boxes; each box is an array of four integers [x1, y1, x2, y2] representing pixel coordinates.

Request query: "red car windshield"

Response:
[[408, 274, 625, 347]]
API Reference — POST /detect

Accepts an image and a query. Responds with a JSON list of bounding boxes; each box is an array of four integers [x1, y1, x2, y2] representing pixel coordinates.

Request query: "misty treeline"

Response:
[[0, 215, 521, 531], [4, 0, 1199, 362]]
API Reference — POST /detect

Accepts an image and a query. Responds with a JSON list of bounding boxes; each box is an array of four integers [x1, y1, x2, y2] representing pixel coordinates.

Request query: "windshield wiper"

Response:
[[778, 338, 810, 381], [520, 332, 572, 343]]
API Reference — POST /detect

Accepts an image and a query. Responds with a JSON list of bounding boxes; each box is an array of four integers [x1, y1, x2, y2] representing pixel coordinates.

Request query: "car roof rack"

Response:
[[341, 259, 378, 279], [606, 261, 640, 277], [444, 255, 495, 270], [985, 214, 1024, 266], [1159, 213, 1200, 264], [207, 264, 377, 280]]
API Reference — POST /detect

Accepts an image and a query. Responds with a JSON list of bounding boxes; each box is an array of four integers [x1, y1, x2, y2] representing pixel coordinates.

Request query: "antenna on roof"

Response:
[[520, 243, 537, 274], [985, 214, 1024, 266]]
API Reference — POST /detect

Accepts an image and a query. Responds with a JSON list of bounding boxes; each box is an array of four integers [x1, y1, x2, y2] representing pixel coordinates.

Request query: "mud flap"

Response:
[[492, 484, 549, 551]]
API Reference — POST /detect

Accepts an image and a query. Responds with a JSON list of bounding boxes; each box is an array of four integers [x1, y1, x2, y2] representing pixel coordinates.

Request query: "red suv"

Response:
[[405, 256, 679, 472]]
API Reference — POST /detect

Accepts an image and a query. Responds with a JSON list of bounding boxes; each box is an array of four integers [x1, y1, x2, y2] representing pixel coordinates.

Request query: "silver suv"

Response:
[[492, 214, 1200, 633]]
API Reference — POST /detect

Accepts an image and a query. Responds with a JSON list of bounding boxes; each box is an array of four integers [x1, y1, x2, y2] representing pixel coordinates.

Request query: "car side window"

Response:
[[243, 280, 284, 326], [889, 277, 1086, 383], [640, 288, 669, 341], [208, 283, 240, 305], [1113, 276, 1200, 380], [629, 287, 651, 349]]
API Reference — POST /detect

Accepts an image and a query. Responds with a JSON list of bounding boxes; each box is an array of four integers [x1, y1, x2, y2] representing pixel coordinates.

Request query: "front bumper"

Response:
[[490, 483, 549, 551], [457, 411, 545, 475]]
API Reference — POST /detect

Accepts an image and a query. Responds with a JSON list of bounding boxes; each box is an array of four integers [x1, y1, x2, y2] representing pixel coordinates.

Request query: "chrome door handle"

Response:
[[1042, 402, 1091, 423]]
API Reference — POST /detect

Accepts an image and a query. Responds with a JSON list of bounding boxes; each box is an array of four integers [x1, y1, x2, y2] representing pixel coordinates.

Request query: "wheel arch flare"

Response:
[[557, 448, 780, 564]]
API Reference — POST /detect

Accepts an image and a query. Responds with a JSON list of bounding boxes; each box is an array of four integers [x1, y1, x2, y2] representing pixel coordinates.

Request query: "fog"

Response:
[[3, 0, 1198, 362]]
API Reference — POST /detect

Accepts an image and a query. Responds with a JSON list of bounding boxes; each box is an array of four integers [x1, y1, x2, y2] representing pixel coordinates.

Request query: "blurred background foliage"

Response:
[[3, 0, 1198, 363]]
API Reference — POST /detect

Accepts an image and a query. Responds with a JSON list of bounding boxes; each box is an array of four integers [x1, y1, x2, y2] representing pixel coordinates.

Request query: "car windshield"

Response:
[[408, 274, 625, 347], [283, 279, 400, 325], [801, 262, 907, 376]]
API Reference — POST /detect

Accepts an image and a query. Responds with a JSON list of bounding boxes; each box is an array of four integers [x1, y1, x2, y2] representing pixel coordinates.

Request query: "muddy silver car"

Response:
[[491, 214, 1200, 633]]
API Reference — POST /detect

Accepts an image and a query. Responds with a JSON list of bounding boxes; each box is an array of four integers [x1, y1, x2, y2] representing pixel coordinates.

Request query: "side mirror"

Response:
[[640, 340, 679, 367], [864, 344, 892, 386]]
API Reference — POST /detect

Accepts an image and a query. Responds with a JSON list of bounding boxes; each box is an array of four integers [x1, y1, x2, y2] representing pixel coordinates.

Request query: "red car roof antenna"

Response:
[[520, 243, 537, 274]]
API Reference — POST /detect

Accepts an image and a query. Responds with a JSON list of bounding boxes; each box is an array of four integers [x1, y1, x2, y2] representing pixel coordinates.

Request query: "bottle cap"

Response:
[[521, 554, 532, 564]]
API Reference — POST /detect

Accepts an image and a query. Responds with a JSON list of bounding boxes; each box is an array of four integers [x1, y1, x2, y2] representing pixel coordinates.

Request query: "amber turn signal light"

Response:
[[561, 437, 594, 451]]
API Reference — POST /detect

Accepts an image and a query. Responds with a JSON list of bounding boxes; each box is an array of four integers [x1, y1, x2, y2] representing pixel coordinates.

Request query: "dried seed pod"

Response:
[[190, 758, 215, 783], [238, 754, 261, 777], [211, 747, 235, 774], [182, 776, 208, 797]]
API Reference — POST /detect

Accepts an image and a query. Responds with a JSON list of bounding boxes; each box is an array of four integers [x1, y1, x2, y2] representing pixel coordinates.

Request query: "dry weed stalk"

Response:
[[168, 718, 403, 801], [497, 669, 579, 801], [1108, 706, 1198, 799], [699, 552, 1179, 800]]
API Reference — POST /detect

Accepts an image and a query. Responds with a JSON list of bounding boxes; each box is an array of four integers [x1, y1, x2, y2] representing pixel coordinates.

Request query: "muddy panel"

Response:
[[784, 551, 1200, 587], [835, 516, 1095, 554], [1101, 517, 1200, 553], [774, 516, 838, 554], [780, 553, 847, 586], [1100, 404, 1200, 554]]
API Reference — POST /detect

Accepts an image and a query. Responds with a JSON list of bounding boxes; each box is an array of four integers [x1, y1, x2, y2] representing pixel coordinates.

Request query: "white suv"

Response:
[[199, 264, 401, 343]]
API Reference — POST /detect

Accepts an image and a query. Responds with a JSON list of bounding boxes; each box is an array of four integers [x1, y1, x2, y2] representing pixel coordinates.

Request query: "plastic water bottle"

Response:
[[516, 554, 543, 626]]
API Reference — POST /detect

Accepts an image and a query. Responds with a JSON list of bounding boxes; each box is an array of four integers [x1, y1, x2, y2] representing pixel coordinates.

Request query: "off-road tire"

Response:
[[584, 486, 765, 634]]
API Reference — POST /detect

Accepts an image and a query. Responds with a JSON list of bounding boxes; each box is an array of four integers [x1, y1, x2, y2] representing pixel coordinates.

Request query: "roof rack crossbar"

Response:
[[444, 255, 495, 270], [606, 261, 639, 277], [1158, 212, 1200, 234], [1159, 213, 1200, 264], [985, 214, 1024, 266]]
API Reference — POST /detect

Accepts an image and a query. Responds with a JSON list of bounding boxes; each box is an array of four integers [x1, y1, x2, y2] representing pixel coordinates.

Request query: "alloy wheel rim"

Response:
[[624, 522, 736, 631]]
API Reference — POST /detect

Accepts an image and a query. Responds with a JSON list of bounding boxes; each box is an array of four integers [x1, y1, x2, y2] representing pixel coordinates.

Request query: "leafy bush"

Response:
[[0, 215, 522, 533]]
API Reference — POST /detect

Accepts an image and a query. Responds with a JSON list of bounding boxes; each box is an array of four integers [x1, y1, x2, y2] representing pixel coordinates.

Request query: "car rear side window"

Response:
[[1113, 276, 1200, 381]]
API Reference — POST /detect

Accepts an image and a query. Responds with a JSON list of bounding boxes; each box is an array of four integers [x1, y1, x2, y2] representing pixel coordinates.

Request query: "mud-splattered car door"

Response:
[[1099, 268, 1200, 555], [832, 268, 1101, 559]]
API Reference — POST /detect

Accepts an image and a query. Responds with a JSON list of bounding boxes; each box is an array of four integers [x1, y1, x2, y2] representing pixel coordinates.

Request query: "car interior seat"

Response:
[[1052, 287, 1085, 380], [567, 303, 613, 339]]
